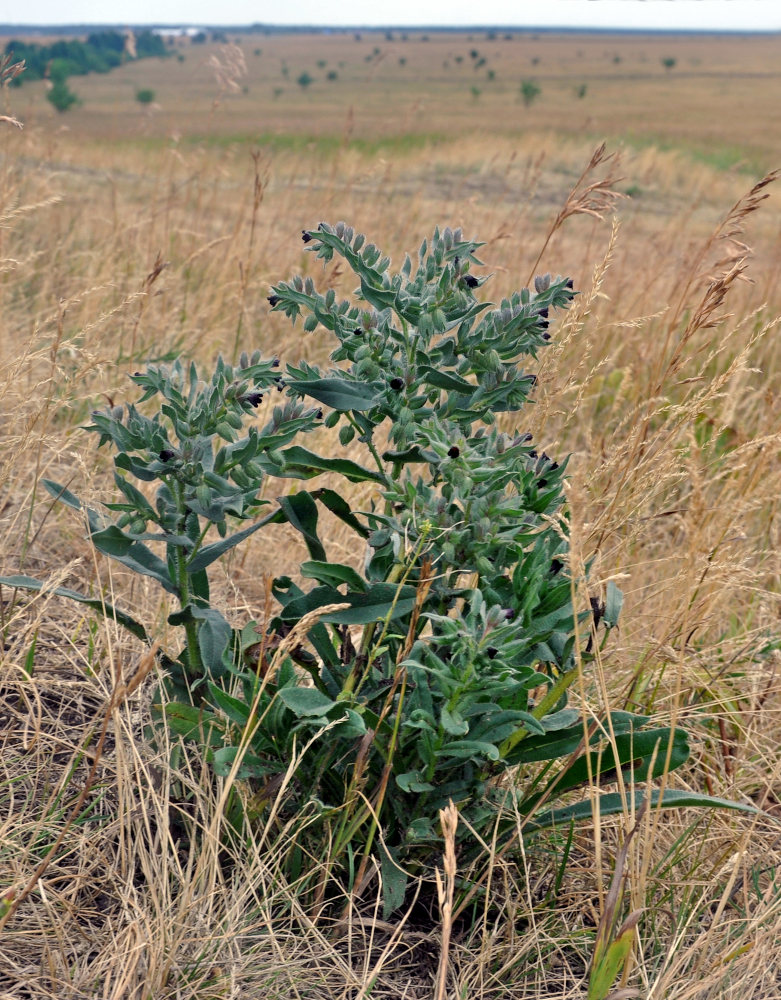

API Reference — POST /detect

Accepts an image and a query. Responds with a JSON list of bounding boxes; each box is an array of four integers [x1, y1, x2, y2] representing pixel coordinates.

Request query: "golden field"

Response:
[[2, 29, 781, 999]]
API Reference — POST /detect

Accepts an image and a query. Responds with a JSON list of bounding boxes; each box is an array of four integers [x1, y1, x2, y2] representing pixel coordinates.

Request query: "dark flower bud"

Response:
[[542, 332, 551, 341], [538, 478, 548, 488], [566, 278, 574, 290], [272, 358, 280, 367], [529, 450, 538, 458], [301, 230, 313, 243], [316, 409, 323, 419], [390, 376, 404, 391], [551, 558, 563, 575], [353, 328, 363, 336], [463, 274, 479, 288], [487, 647, 499, 659], [539, 307, 549, 319], [244, 392, 264, 407], [504, 608, 515, 620], [267, 294, 280, 306], [159, 449, 175, 462], [448, 446, 460, 458]]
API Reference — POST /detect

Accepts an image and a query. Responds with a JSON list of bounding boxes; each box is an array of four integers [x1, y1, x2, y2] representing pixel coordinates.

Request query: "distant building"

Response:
[[152, 27, 206, 39]]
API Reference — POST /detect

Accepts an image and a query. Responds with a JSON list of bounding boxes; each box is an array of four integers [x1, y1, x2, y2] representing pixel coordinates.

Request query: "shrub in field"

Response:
[[135, 87, 156, 105], [1, 223, 754, 918], [520, 78, 541, 106], [46, 79, 80, 113]]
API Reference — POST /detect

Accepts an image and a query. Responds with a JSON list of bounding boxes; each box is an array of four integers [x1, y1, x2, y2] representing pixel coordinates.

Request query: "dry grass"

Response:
[[3, 29, 781, 998]]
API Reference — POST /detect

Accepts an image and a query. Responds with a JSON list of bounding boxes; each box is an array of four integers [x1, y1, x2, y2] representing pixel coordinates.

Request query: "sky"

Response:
[[4, 0, 781, 32]]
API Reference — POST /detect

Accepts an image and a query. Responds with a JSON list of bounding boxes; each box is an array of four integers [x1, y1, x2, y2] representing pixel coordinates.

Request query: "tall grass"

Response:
[[2, 114, 781, 997]]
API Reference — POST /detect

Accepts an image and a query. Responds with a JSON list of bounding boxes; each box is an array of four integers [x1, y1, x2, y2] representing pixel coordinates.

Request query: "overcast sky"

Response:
[[5, 0, 781, 31]]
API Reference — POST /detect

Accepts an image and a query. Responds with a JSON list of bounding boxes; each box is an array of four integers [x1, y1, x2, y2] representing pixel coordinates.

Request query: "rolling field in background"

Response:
[[3, 28, 781, 999]]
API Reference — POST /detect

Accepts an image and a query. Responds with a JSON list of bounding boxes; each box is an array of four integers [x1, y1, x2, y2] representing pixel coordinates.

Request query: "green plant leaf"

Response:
[[527, 788, 760, 834], [604, 580, 623, 628], [419, 365, 478, 395], [288, 377, 382, 411], [187, 509, 281, 573], [588, 910, 642, 1000], [88, 528, 177, 595], [169, 604, 233, 677], [276, 445, 385, 484], [379, 844, 408, 921], [441, 705, 469, 736], [162, 702, 222, 743], [312, 488, 370, 538], [396, 771, 435, 793], [207, 682, 253, 727], [278, 583, 417, 625], [301, 560, 368, 592], [547, 728, 689, 800], [42, 478, 83, 511], [0, 574, 149, 642], [211, 746, 272, 779], [277, 492, 326, 561], [278, 686, 338, 717], [380, 445, 427, 465], [440, 739, 501, 761]]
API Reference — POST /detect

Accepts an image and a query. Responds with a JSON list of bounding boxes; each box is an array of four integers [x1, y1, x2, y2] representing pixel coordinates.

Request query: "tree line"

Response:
[[4, 30, 168, 87]]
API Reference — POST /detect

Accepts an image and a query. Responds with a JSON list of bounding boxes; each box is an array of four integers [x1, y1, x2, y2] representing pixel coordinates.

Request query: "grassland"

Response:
[[2, 28, 781, 999]]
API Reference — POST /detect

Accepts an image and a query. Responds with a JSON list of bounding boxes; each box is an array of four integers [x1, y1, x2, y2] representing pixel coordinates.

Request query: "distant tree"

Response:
[[135, 87, 155, 105], [520, 79, 541, 106], [135, 31, 167, 58], [326, 70, 338, 81], [662, 57, 676, 72], [47, 79, 79, 112], [87, 30, 125, 54], [297, 71, 314, 89], [576, 83, 587, 99], [192, 32, 207, 44]]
